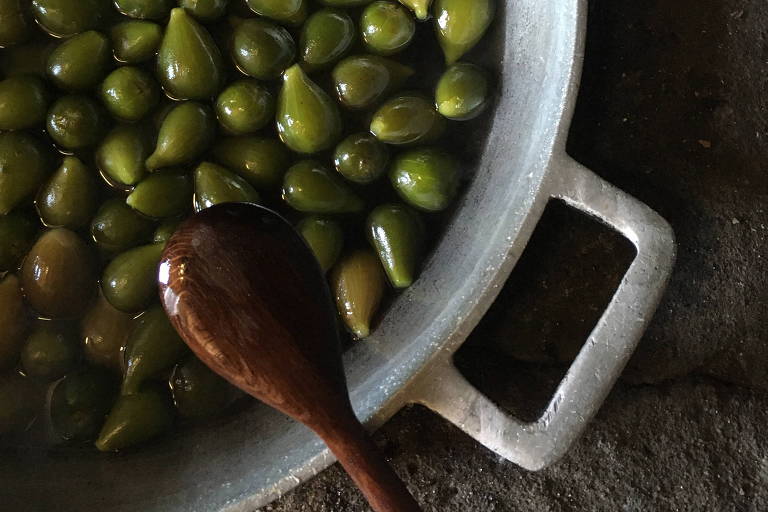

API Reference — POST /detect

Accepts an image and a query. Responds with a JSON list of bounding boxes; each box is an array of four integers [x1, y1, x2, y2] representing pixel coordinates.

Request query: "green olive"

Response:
[[370, 93, 445, 145], [179, 0, 229, 22], [0, 132, 51, 215], [157, 8, 223, 100], [0, 0, 31, 48], [146, 101, 215, 170], [434, 0, 493, 64], [330, 249, 385, 339], [318, 0, 373, 5], [99, 67, 160, 122], [0, 39, 56, 78], [95, 384, 174, 451], [111, 21, 163, 64], [361, 1, 415, 56], [36, 156, 97, 230], [126, 170, 193, 218], [0, 372, 39, 435], [115, 0, 174, 20], [282, 160, 364, 214], [96, 125, 152, 187], [435, 62, 489, 120], [81, 292, 135, 373], [333, 132, 389, 184], [297, 215, 343, 273], [193, 162, 261, 211], [31, 0, 109, 38], [90, 198, 156, 254], [46, 95, 108, 150], [0, 212, 37, 272], [21, 321, 80, 381], [170, 356, 237, 419], [46, 31, 111, 92], [300, 8, 355, 70], [122, 306, 187, 395], [367, 203, 423, 288], [212, 136, 291, 190], [21, 229, 95, 318], [277, 64, 342, 154], [0, 75, 49, 130], [332, 54, 413, 110], [0, 275, 28, 370], [101, 243, 165, 313], [215, 80, 275, 135], [152, 217, 181, 244], [230, 18, 296, 81], [398, 0, 431, 20], [389, 147, 459, 211], [244, 0, 307, 26], [51, 369, 118, 441]]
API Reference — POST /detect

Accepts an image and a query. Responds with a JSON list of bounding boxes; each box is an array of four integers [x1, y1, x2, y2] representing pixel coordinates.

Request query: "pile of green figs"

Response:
[[0, 0, 494, 451]]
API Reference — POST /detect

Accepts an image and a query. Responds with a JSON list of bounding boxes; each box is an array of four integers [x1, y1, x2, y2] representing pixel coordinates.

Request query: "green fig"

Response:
[[370, 93, 445, 145], [170, 356, 238, 419], [30, 0, 109, 38], [99, 67, 160, 122], [46, 31, 111, 91], [277, 64, 342, 154], [435, 62, 490, 120], [367, 203, 424, 287], [101, 243, 165, 312], [330, 249, 385, 339], [230, 18, 296, 81], [111, 21, 163, 63], [297, 216, 343, 273], [0, 75, 49, 130], [212, 136, 291, 190], [115, 0, 174, 20], [193, 162, 260, 211], [36, 156, 97, 229], [389, 147, 459, 211], [21, 321, 80, 381], [282, 160, 364, 214], [96, 125, 152, 187], [180, 0, 229, 22], [434, 0, 493, 64], [90, 198, 155, 253], [333, 132, 389, 184], [398, 0, 431, 20], [0, 212, 36, 272], [122, 306, 187, 395], [156, 8, 223, 100], [146, 101, 215, 169], [21, 229, 95, 318], [244, 0, 307, 26], [0, 0, 31, 48], [0, 132, 51, 215], [332, 54, 413, 110], [51, 369, 118, 440], [215, 79, 275, 135], [299, 8, 355, 70], [46, 95, 108, 150], [95, 385, 174, 451], [81, 292, 135, 372], [361, 1, 415, 56], [126, 170, 193, 218], [0, 275, 28, 370]]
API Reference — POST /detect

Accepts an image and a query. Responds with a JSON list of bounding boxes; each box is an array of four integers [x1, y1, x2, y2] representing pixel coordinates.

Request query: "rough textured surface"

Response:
[[268, 0, 768, 509]]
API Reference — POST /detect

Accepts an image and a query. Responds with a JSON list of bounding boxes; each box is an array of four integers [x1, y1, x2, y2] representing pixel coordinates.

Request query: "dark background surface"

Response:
[[269, 1, 768, 510]]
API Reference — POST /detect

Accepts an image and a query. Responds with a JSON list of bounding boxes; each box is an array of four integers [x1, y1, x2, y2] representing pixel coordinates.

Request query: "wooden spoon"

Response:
[[158, 202, 420, 512]]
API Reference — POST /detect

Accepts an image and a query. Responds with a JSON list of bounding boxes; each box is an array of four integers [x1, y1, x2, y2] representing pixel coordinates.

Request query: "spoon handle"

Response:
[[320, 416, 421, 512]]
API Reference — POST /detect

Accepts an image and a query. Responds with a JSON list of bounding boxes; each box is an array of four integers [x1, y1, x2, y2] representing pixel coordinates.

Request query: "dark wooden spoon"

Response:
[[158, 203, 420, 512]]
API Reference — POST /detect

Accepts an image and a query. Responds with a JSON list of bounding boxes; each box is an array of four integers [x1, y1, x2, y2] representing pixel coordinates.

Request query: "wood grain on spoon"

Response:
[[158, 203, 420, 512]]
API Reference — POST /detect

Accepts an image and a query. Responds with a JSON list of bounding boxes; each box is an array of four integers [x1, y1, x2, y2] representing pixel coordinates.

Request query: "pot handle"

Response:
[[410, 157, 676, 470]]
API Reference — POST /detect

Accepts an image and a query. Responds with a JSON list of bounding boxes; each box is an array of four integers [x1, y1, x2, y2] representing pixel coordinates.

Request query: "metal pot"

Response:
[[1, 0, 675, 509]]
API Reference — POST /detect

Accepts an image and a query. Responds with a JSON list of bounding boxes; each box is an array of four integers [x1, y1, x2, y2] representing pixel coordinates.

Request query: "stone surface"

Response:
[[268, 0, 768, 509]]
